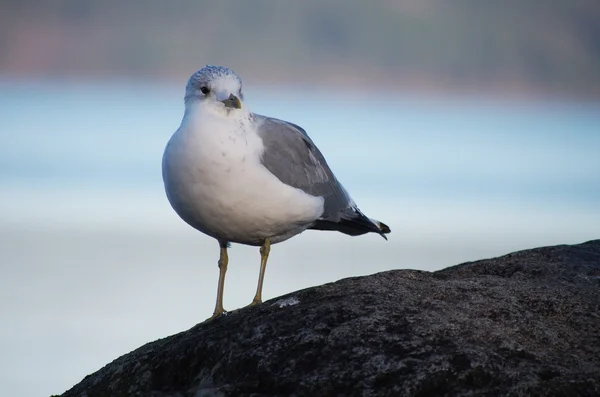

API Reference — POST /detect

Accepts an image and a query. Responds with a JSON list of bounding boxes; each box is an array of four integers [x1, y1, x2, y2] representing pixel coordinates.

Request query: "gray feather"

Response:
[[254, 114, 351, 220], [254, 114, 390, 239]]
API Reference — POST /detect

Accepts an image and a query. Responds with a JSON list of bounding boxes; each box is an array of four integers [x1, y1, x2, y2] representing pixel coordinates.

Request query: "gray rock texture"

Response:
[[60, 240, 600, 397]]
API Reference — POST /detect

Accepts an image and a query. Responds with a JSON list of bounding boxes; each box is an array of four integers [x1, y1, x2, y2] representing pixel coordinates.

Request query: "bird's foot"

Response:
[[245, 298, 262, 308], [207, 308, 229, 321]]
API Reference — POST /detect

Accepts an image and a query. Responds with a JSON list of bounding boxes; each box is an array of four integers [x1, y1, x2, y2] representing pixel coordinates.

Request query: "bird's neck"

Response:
[[186, 98, 249, 117], [181, 100, 252, 135]]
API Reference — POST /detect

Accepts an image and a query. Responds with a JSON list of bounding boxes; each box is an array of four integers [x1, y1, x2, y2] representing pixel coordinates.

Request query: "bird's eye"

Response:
[[200, 86, 210, 95]]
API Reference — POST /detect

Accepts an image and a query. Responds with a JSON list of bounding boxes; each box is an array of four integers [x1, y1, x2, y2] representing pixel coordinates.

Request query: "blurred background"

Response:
[[1, 1, 599, 395]]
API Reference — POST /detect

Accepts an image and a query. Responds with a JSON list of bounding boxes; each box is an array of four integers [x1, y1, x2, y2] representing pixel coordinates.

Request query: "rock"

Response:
[[60, 240, 600, 397]]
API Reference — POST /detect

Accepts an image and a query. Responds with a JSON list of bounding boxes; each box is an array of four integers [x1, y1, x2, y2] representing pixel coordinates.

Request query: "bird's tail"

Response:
[[310, 208, 391, 240], [369, 218, 391, 240]]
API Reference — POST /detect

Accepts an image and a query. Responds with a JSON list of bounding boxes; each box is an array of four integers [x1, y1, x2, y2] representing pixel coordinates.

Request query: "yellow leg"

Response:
[[249, 238, 271, 306], [209, 243, 228, 319]]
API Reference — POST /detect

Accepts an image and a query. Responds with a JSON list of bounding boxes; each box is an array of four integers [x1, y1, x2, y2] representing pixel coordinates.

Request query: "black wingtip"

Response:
[[376, 220, 391, 240], [309, 211, 391, 240], [378, 221, 391, 234]]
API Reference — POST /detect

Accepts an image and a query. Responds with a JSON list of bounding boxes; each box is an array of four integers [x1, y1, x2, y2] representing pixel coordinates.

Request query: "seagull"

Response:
[[162, 65, 390, 319]]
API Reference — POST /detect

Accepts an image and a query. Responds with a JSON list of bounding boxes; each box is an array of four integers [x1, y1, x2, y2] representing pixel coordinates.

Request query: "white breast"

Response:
[[162, 102, 324, 245]]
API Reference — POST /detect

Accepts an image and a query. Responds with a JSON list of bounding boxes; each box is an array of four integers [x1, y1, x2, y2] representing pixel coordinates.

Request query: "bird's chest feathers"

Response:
[[180, 113, 262, 190]]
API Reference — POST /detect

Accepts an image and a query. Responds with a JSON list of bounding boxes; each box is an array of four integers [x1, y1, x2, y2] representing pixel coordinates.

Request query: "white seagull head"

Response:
[[184, 65, 244, 111]]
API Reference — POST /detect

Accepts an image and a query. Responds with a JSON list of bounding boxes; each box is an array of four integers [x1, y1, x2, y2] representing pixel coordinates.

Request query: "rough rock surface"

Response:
[[60, 240, 600, 397]]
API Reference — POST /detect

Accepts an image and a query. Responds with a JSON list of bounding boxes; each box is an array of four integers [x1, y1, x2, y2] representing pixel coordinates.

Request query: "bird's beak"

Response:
[[220, 94, 242, 109]]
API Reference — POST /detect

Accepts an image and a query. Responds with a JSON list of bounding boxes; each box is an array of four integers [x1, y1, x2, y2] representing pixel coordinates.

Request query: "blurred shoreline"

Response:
[[2, 1, 599, 100]]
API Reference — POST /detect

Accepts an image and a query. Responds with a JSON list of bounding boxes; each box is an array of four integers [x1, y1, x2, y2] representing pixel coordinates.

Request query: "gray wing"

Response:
[[254, 114, 351, 219], [254, 114, 390, 238]]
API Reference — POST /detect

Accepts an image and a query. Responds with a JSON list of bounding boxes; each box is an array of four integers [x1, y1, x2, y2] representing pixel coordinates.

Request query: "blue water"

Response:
[[1, 80, 600, 206]]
